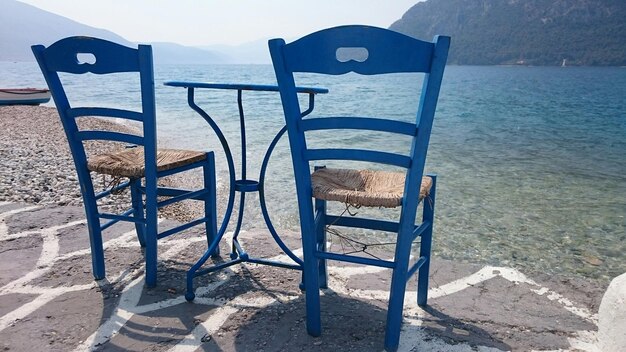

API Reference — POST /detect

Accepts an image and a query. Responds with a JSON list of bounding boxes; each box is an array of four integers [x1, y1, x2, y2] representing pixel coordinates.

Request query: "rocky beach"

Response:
[[1, 105, 89, 206]]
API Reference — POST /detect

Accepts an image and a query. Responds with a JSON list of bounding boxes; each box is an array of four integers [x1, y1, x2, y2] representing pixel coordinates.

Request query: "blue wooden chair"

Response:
[[269, 25, 449, 351], [32, 37, 218, 287]]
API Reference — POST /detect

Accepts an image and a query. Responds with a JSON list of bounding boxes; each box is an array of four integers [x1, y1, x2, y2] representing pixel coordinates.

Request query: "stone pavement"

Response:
[[0, 202, 607, 351]]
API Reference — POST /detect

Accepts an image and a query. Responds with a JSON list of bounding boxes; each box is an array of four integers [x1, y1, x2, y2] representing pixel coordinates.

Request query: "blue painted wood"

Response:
[[304, 149, 411, 168], [68, 107, 144, 122], [75, 131, 143, 145], [164, 81, 328, 95], [417, 175, 436, 307], [316, 251, 396, 268], [32, 36, 218, 288], [281, 25, 435, 75], [301, 117, 416, 136], [270, 25, 449, 351], [325, 215, 400, 233]]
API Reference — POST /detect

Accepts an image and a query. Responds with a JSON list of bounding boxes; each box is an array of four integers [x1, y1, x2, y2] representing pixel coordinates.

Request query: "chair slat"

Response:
[[75, 130, 143, 145], [68, 107, 144, 122], [301, 117, 416, 136], [305, 149, 411, 168]]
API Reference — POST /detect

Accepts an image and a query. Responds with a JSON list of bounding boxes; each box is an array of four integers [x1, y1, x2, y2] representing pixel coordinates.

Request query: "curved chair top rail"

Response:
[[270, 25, 449, 75], [31, 36, 148, 74]]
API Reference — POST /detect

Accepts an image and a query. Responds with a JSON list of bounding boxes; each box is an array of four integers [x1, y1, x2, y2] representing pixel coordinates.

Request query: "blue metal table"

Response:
[[164, 81, 328, 300]]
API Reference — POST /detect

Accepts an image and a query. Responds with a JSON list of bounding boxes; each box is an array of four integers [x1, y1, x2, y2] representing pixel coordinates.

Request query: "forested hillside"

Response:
[[390, 0, 626, 66]]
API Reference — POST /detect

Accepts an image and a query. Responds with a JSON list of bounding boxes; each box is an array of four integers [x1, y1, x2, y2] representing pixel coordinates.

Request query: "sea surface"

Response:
[[2, 61, 625, 284]]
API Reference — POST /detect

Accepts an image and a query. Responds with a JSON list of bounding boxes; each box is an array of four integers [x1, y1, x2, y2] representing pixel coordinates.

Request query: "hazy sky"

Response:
[[19, 0, 420, 46]]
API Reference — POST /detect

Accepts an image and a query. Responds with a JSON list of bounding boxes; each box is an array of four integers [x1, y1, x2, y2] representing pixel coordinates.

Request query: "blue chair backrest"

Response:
[[269, 25, 450, 209], [31, 36, 157, 179]]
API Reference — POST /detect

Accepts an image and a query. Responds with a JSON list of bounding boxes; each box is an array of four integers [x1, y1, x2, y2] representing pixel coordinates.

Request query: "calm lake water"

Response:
[[2, 61, 625, 284]]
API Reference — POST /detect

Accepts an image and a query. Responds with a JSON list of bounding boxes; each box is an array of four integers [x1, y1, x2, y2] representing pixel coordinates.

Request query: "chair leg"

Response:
[[314, 198, 328, 289], [384, 225, 414, 352], [203, 153, 219, 257], [144, 179, 159, 288], [130, 178, 146, 248], [301, 207, 322, 336], [417, 176, 436, 307], [83, 191, 106, 280]]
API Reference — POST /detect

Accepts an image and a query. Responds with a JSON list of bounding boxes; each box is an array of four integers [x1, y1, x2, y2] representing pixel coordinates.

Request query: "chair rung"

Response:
[[316, 251, 395, 268], [407, 256, 427, 279], [99, 208, 143, 231], [157, 159, 207, 177], [94, 180, 131, 200], [246, 257, 302, 270], [157, 189, 209, 208], [157, 188, 208, 208], [193, 257, 244, 278], [99, 211, 143, 224], [326, 215, 399, 233], [157, 217, 207, 239], [411, 221, 431, 241]]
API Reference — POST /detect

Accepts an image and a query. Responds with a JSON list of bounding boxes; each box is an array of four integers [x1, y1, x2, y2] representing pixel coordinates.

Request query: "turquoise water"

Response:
[[2, 62, 625, 283]]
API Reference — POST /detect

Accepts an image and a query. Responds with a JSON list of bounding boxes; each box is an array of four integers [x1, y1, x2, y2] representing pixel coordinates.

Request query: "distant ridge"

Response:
[[0, 0, 226, 64], [390, 0, 626, 66]]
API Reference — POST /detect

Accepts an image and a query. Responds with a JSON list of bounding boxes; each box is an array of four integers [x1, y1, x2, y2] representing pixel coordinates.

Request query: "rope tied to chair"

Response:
[[99, 174, 126, 194]]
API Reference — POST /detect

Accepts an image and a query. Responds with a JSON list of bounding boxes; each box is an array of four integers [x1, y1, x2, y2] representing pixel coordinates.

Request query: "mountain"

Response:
[[200, 38, 274, 65], [147, 42, 229, 65], [0, 0, 225, 64], [390, 0, 626, 66]]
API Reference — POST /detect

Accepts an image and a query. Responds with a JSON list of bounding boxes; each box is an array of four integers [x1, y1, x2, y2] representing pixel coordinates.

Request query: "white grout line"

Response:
[[495, 266, 598, 324], [0, 221, 80, 292], [169, 294, 287, 352], [0, 205, 41, 239], [0, 290, 60, 331], [73, 275, 145, 351], [0, 204, 40, 218], [428, 266, 500, 299], [170, 305, 239, 352]]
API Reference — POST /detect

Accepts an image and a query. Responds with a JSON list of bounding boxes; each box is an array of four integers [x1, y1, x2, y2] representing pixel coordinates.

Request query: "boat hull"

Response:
[[0, 88, 51, 105]]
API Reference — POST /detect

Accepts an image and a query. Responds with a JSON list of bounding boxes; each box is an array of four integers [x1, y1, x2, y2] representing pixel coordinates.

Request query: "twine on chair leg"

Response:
[[100, 174, 127, 195], [326, 203, 398, 260]]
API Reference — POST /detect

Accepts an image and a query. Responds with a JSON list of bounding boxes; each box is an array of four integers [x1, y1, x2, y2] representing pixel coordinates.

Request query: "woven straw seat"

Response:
[[311, 168, 432, 208], [88, 147, 206, 178]]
